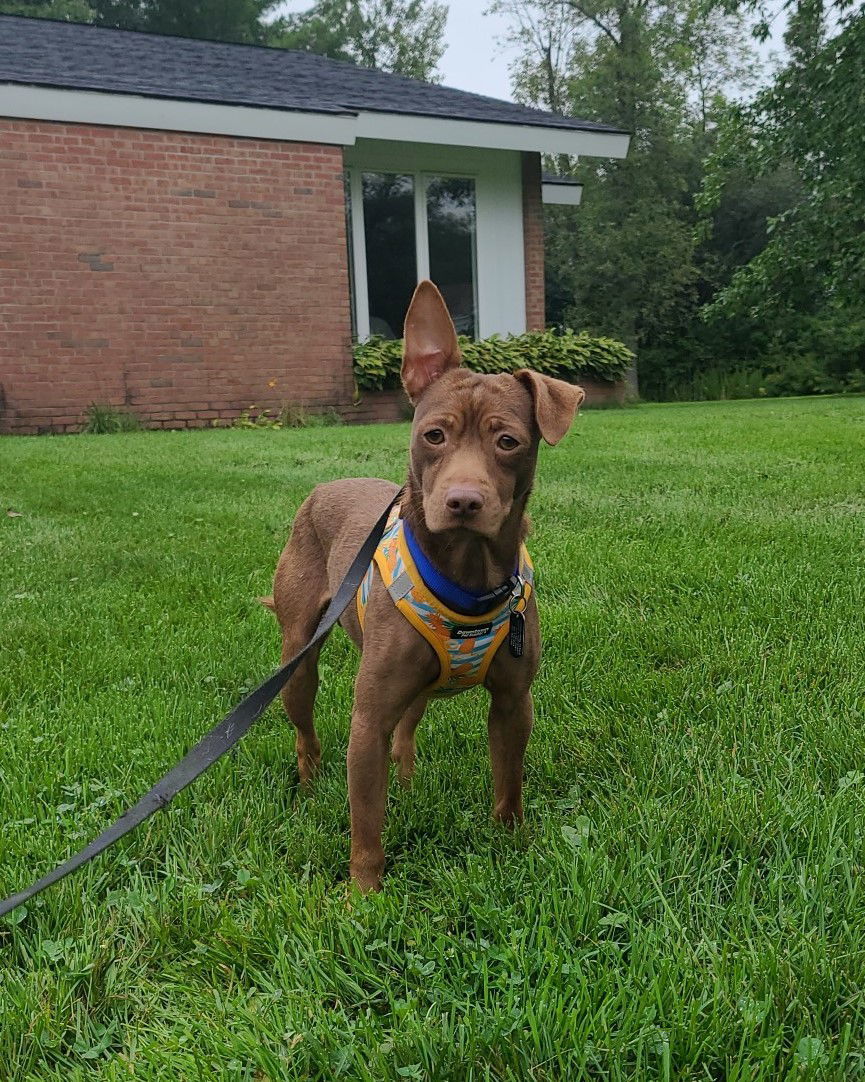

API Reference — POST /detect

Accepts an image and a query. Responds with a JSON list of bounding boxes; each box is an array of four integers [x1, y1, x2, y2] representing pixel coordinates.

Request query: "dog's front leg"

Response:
[[347, 629, 436, 892], [346, 710, 398, 892], [486, 691, 534, 825]]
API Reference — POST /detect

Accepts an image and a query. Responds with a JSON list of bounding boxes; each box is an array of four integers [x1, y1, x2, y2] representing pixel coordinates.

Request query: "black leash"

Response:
[[0, 490, 401, 920]]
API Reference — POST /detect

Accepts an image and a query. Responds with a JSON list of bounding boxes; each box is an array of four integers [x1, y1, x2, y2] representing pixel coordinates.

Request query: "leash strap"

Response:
[[0, 490, 402, 920]]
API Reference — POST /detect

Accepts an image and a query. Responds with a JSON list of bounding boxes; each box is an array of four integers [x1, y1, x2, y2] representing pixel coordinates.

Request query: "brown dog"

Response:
[[264, 281, 584, 892]]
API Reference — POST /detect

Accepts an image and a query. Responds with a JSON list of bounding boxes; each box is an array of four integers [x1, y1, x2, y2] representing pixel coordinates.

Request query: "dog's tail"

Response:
[[258, 595, 276, 613]]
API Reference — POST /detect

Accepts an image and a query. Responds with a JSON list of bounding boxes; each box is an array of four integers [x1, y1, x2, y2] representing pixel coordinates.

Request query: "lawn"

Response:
[[1, 396, 864, 1080]]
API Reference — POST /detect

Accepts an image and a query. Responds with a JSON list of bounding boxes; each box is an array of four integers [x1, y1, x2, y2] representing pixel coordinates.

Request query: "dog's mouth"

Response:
[[440, 514, 495, 536], [423, 496, 510, 539]]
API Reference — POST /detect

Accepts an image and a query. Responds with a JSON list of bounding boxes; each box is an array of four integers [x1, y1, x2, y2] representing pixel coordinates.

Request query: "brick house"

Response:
[[0, 15, 628, 433]]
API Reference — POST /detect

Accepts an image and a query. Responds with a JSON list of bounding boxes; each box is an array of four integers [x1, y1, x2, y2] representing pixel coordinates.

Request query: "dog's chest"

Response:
[[356, 508, 533, 697]]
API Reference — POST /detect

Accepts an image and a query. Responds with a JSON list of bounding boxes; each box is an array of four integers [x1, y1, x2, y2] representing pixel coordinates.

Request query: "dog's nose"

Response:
[[445, 487, 485, 517]]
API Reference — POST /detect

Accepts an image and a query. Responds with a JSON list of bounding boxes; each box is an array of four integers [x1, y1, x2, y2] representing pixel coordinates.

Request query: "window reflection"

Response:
[[426, 177, 477, 338], [362, 172, 416, 340]]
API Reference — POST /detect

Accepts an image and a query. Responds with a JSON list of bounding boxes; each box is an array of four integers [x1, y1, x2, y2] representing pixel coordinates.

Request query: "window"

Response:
[[426, 177, 477, 339], [362, 172, 417, 340], [347, 170, 478, 341]]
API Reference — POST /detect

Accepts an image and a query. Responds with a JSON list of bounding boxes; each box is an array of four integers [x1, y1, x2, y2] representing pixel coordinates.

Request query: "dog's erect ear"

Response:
[[514, 369, 585, 445], [401, 280, 462, 402]]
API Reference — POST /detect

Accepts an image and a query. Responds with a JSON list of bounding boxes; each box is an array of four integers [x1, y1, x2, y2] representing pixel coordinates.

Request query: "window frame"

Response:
[[346, 166, 479, 343]]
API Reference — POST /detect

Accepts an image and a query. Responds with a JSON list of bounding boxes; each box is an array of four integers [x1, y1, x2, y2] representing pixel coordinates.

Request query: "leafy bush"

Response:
[[640, 360, 766, 402], [232, 404, 344, 429], [82, 403, 141, 434], [642, 357, 865, 402], [353, 330, 634, 392], [640, 308, 865, 401], [760, 357, 865, 398]]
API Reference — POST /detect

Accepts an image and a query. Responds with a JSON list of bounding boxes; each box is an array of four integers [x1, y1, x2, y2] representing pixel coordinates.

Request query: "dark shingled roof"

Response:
[[0, 14, 624, 135]]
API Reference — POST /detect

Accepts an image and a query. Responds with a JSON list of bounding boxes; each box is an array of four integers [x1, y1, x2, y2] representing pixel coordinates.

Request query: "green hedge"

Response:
[[353, 330, 634, 392]]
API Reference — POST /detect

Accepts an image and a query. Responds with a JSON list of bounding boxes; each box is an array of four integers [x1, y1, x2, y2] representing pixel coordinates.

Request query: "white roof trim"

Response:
[[353, 112, 629, 158], [542, 181, 583, 206], [0, 84, 358, 144], [1, 83, 630, 159]]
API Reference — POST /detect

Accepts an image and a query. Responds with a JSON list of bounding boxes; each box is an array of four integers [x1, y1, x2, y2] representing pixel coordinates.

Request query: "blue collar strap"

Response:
[[402, 519, 519, 617]]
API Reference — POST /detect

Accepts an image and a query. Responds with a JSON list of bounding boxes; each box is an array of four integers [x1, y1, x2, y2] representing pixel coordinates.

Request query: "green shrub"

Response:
[[642, 365, 767, 402], [639, 308, 865, 402], [232, 404, 344, 429], [642, 358, 865, 402], [82, 403, 141, 434], [760, 356, 865, 398], [353, 330, 634, 393]]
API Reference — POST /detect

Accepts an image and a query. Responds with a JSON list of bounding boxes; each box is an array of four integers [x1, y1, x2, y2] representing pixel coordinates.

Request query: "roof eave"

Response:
[[0, 83, 631, 158], [354, 111, 629, 158]]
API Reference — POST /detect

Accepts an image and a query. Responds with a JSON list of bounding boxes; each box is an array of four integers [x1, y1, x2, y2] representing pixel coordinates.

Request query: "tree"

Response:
[[89, 0, 273, 41], [674, 4, 762, 136], [0, 0, 94, 19], [491, 0, 784, 403], [0, 0, 276, 40], [269, 0, 448, 80], [700, 0, 865, 356], [494, 0, 759, 353], [264, 0, 355, 59], [1, 0, 449, 80]]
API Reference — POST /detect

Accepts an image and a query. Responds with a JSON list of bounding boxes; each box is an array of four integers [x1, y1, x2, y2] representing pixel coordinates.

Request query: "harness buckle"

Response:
[[509, 575, 528, 614]]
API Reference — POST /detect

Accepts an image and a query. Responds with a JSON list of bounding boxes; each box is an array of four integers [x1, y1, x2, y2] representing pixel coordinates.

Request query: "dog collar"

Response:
[[401, 519, 520, 617]]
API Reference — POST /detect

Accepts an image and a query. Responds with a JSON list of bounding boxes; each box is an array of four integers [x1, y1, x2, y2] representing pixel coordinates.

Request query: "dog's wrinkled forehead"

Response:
[[412, 370, 535, 434]]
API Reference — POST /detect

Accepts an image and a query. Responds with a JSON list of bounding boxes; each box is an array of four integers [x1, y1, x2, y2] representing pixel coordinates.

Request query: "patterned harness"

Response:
[[356, 505, 534, 697]]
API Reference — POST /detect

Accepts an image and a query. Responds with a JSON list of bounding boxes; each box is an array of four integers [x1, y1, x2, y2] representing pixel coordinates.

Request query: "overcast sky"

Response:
[[273, 0, 522, 100], [435, 2, 518, 99]]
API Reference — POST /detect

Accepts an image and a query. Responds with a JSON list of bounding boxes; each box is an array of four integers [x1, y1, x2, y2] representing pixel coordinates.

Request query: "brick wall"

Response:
[[343, 389, 413, 425], [0, 119, 353, 433], [521, 152, 545, 333]]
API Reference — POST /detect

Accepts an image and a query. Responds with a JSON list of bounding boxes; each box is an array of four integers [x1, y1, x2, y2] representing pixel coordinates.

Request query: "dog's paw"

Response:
[[390, 744, 416, 787], [493, 802, 524, 828], [349, 851, 385, 894], [296, 738, 321, 787]]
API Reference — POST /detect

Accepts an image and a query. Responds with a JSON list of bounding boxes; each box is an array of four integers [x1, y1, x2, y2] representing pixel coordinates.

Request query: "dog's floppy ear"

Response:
[[401, 280, 462, 402], [514, 369, 585, 445]]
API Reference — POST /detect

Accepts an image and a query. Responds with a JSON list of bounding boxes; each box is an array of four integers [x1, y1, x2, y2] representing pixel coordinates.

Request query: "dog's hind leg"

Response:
[[280, 633, 326, 786], [390, 695, 427, 785], [268, 503, 332, 785]]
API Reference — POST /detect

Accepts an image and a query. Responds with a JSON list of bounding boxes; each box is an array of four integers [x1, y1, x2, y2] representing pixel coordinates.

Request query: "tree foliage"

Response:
[[700, 1, 865, 335], [92, 0, 272, 41], [0, 0, 274, 39], [493, 0, 865, 399], [270, 0, 447, 80], [0, 0, 94, 19], [493, 0, 763, 370]]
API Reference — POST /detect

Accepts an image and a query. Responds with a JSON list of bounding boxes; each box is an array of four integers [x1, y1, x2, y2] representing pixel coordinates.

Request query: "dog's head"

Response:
[[401, 280, 585, 538]]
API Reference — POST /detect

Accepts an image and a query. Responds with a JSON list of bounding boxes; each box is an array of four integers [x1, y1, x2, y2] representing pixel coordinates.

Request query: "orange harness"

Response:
[[357, 506, 533, 697]]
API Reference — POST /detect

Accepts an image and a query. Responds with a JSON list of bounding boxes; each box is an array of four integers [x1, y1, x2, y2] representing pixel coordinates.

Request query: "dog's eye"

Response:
[[497, 434, 519, 450], [424, 428, 445, 446]]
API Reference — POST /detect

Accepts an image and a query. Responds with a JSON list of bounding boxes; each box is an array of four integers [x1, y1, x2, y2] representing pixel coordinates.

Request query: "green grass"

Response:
[[1, 396, 864, 1080]]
